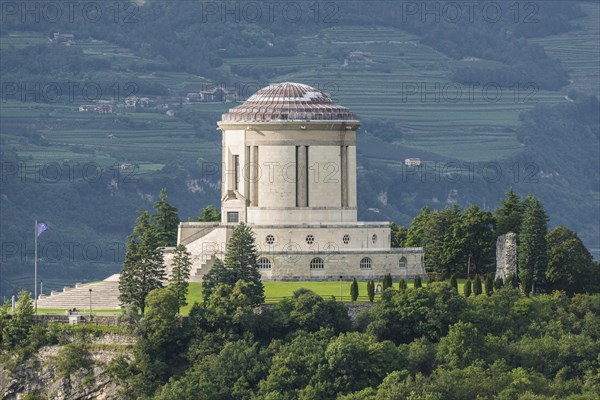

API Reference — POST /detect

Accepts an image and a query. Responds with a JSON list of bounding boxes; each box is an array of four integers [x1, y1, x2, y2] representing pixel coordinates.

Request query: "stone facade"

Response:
[[165, 83, 425, 281], [495, 232, 517, 280]]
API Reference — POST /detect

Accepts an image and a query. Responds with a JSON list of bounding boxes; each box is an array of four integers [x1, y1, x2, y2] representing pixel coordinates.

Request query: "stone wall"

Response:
[[496, 232, 517, 280]]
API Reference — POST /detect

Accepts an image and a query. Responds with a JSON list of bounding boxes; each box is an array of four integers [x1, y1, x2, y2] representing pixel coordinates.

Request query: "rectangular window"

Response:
[[227, 212, 239, 223]]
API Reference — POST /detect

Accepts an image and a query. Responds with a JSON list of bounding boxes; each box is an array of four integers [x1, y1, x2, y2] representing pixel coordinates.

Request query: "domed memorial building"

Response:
[[167, 82, 425, 281]]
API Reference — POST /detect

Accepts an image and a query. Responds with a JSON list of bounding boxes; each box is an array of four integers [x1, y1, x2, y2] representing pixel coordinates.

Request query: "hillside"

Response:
[[0, 0, 598, 296]]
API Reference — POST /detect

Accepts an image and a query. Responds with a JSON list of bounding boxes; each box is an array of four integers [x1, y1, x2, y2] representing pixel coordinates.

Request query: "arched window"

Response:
[[360, 257, 372, 269], [306, 234, 315, 245], [399, 256, 407, 269], [258, 258, 271, 269], [310, 257, 324, 269], [265, 234, 275, 245], [343, 234, 350, 244]]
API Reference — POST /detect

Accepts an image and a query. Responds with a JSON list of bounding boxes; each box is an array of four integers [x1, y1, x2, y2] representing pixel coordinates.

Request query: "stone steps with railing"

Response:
[[36, 276, 121, 310]]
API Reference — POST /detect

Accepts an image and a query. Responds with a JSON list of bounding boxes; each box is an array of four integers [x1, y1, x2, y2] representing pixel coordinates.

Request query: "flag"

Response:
[[37, 222, 48, 237]]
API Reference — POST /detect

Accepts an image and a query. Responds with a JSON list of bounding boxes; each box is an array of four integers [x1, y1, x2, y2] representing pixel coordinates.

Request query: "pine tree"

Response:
[[197, 205, 221, 222], [391, 223, 408, 248], [450, 205, 495, 275], [398, 279, 408, 290], [367, 280, 375, 302], [382, 273, 393, 290], [474, 274, 482, 296], [202, 258, 232, 300], [350, 278, 359, 301], [413, 275, 422, 288], [484, 273, 493, 296], [119, 211, 166, 315], [518, 195, 549, 295], [495, 187, 524, 236], [223, 222, 264, 305], [464, 278, 472, 297], [4, 291, 34, 347], [450, 274, 458, 292], [168, 244, 192, 313], [153, 188, 180, 247]]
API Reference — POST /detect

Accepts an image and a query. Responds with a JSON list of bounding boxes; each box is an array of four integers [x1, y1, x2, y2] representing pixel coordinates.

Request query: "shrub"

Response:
[[399, 279, 408, 290], [56, 344, 90, 377], [494, 277, 504, 290]]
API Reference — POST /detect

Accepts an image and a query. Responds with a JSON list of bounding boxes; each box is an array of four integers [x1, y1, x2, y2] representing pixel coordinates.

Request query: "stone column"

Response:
[[341, 145, 348, 207], [296, 145, 308, 207], [496, 232, 517, 280], [249, 146, 259, 206]]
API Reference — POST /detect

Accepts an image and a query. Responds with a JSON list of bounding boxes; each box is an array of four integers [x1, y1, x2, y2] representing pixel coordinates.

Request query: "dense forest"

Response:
[[4, 286, 600, 399], [2, 221, 599, 399]]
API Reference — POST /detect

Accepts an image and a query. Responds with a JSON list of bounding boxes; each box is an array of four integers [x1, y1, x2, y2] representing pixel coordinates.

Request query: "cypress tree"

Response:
[[464, 278, 472, 297], [398, 279, 408, 290], [484, 273, 493, 296], [450, 274, 458, 292], [367, 280, 375, 302], [518, 195, 549, 295], [413, 275, 422, 288], [382, 273, 393, 290], [350, 278, 359, 302], [168, 244, 192, 313], [474, 274, 482, 296]]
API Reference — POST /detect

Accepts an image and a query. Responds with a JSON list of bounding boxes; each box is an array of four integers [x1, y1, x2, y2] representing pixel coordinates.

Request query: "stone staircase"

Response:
[[36, 274, 121, 310], [190, 254, 218, 282]]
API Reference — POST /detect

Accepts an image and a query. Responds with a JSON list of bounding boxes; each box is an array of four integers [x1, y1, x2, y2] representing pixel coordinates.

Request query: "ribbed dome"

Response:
[[221, 82, 356, 123]]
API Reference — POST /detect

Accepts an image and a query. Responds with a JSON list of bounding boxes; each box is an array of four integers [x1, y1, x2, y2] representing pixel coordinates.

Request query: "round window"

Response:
[[306, 234, 315, 245], [372, 234, 378, 244], [265, 234, 275, 245], [343, 234, 350, 244]]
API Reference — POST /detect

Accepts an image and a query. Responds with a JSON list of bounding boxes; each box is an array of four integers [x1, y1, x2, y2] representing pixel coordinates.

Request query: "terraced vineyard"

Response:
[[222, 26, 566, 161], [530, 1, 600, 96]]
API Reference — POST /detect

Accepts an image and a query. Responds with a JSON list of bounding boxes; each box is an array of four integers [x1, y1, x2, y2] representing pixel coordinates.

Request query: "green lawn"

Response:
[[36, 279, 470, 315], [180, 279, 468, 314]]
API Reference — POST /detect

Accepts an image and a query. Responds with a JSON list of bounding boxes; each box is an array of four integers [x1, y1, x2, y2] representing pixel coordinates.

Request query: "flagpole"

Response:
[[34, 219, 37, 314]]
